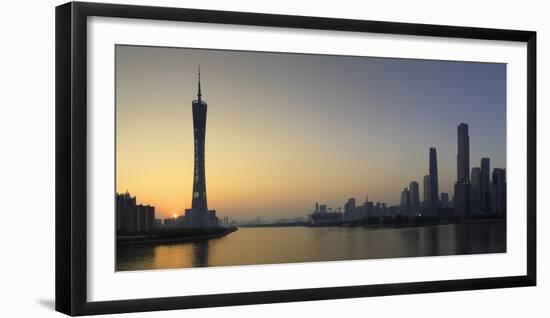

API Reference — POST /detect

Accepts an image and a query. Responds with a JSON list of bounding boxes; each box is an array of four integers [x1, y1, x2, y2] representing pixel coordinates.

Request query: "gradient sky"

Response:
[[115, 45, 506, 220]]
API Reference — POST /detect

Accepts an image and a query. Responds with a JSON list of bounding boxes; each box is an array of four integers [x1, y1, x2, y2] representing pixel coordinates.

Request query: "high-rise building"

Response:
[[409, 181, 420, 215], [454, 182, 470, 217], [115, 191, 155, 233], [116, 191, 136, 232], [429, 147, 439, 208], [400, 188, 410, 216], [423, 174, 430, 208], [454, 123, 471, 217], [375, 202, 382, 217], [480, 157, 491, 214], [344, 198, 356, 221], [470, 167, 481, 215], [365, 201, 374, 218], [441, 193, 450, 208], [184, 67, 218, 228], [457, 123, 470, 183], [490, 168, 507, 215]]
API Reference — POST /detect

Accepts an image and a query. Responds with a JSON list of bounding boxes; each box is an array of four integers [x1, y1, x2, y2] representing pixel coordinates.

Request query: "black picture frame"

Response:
[[55, 1, 537, 316]]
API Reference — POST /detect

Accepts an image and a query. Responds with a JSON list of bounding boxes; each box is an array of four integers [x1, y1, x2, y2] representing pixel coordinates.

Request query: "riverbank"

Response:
[[117, 226, 238, 246], [239, 217, 505, 229], [312, 217, 505, 229]]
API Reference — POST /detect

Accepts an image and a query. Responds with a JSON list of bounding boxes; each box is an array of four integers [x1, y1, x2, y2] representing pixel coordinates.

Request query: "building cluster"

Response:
[[309, 122, 506, 224], [116, 191, 156, 234], [452, 123, 507, 216], [399, 147, 452, 217], [399, 123, 506, 218], [310, 197, 388, 224]]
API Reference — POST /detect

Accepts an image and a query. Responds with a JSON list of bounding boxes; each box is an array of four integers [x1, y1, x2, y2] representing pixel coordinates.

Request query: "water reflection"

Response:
[[116, 221, 506, 271], [192, 241, 210, 267]]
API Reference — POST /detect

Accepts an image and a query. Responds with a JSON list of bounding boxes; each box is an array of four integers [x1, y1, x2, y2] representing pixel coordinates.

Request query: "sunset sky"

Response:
[[115, 45, 506, 220]]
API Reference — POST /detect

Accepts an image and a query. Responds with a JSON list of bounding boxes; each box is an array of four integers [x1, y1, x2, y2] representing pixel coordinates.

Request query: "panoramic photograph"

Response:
[[115, 45, 507, 271]]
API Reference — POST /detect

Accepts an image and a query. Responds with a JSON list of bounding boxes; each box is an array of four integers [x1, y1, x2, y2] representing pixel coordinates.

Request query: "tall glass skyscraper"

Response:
[[455, 123, 471, 216], [429, 147, 439, 209], [409, 181, 420, 214], [457, 123, 470, 183], [480, 157, 491, 214]]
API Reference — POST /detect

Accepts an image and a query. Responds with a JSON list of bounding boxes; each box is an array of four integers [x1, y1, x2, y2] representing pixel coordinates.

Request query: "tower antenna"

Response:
[[197, 65, 202, 102]]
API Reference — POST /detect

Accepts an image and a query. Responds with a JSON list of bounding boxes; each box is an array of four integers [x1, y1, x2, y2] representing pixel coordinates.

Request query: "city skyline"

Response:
[[116, 45, 506, 220]]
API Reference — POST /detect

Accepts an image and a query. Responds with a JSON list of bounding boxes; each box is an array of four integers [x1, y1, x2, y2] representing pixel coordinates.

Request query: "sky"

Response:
[[115, 45, 506, 220]]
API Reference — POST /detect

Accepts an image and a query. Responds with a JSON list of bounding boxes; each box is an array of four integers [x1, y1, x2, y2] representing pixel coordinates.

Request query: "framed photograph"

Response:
[[55, 1, 536, 316]]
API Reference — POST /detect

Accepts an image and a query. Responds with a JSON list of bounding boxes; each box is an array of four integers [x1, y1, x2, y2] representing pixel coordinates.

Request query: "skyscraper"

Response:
[[480, 157, 491, 214], [409, 181, 419, 215], [344, 198, 356, 221], [184, 67, 217, 228], [470, 167, 481, 215], [429, 147, 439, 209], [457, 123, 470, 183], [454, 123, 471, 216], [400, 188, 410, 216], [454, 182, 470, 217], [423, 174, 430, 208], [490, 168, 506, 215], [440, 193, 450, 208]]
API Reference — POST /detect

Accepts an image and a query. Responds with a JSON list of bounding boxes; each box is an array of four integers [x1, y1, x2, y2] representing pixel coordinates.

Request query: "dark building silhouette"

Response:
[[310, 202, 345, 224], [422, 174, 430, 208], [440, 192, 450, 208], [116, 191, 155, 234], [454, 182, 470, 217], [470, 167, 482, 214], [116, 191, 135, 232], [428, 147, 439, 209], [400, 187, 410, 215], [409, 181, 420, 215], [480, 157, 491, 214], [454, 123, 471, 216], [457, 123, 470, 183], [184, 67, 218, 228], [344, 198, 357, 221], [490, 168, 507, 215]]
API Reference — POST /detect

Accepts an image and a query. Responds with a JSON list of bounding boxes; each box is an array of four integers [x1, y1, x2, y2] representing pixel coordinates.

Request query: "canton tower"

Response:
[[191, 66, 208, 222]]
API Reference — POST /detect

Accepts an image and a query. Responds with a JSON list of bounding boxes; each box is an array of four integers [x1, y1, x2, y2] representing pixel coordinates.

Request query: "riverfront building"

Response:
[[116, 191, 155, 234], [454, 123, 471, 216], [470, 167, 482, 214], [422, 174, 430, 208], [490, 168, 507, 215], [428, 147, 439, 209], [480, 157, 491, 214], [409, 181, 420, 215]]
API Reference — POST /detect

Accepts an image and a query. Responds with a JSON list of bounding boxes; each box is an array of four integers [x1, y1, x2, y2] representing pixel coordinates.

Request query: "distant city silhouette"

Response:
[[309, 123, 506, 225]]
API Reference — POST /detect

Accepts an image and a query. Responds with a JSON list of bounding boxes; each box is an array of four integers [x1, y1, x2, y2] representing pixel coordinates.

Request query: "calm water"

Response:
[[116, 221, 506, 271]]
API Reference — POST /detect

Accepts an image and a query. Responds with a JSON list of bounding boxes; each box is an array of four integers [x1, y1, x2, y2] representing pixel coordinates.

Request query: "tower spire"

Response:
[[197, 65, 202, 102]]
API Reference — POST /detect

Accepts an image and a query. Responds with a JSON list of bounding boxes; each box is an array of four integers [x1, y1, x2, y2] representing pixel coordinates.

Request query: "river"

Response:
[[116, 221, 505, 271]]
